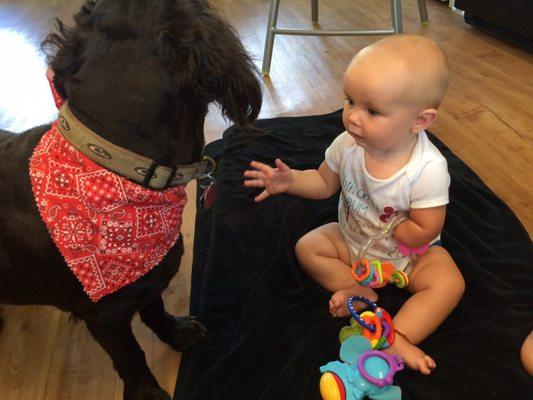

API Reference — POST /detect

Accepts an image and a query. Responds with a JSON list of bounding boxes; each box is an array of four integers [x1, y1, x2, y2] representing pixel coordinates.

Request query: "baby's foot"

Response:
[[385, 333, 436, 375], [329, 285, 377, 318]]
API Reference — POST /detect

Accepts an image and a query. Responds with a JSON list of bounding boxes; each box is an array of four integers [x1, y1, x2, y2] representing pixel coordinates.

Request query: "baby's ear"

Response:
[[411, 108, 438, 133]]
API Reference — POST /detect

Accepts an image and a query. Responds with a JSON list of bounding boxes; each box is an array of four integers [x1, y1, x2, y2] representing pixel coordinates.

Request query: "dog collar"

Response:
[[56, 102, 215, 190]]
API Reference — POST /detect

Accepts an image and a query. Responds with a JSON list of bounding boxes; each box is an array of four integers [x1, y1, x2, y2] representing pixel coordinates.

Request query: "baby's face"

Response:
[[341, 57, 425, 153]]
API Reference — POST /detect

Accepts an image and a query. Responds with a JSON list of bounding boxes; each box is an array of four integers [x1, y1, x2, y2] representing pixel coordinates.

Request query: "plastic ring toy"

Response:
[[347, 296, 377, 332], [375, 334, 388, 350], [376, 307, 395, 346], [357, 350, 404, 388], [370, 260, 383, 286], [360, 272, 374, 287], [351, 259, 371, 283], [390, 270, 409, 288], [360, 311, 382, 348]]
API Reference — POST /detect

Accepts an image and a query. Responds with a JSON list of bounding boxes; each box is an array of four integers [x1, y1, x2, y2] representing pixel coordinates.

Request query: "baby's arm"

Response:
[[244, 159, 340, 202], [394, 206, 446, 248]]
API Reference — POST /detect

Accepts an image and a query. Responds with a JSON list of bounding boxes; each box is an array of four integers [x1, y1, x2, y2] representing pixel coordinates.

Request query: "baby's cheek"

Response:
[[341, 108, 350, 130]]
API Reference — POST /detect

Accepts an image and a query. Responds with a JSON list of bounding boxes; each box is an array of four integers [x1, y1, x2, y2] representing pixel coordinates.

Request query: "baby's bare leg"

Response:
[[520, 330, 533, 376], [385, 246, 465, 374], [295, 222, 377, 317]]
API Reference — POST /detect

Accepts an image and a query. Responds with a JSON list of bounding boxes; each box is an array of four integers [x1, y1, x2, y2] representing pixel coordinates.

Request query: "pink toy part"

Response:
[[397, 241, 429, 257]]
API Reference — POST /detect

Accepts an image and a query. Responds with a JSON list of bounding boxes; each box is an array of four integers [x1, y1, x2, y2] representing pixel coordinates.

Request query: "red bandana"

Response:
[[29, 124, 187, 302], [47, 68, 64, 109]]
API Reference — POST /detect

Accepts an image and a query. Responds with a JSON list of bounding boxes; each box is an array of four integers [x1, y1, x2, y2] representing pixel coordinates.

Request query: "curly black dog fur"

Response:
[[0, 1, 262, 399]]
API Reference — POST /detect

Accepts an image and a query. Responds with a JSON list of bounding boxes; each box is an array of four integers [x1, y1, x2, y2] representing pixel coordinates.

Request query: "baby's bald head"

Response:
[[347, 35, 449, 109]]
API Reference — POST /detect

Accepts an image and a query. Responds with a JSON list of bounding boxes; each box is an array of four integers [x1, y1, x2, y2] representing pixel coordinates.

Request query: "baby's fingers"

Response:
[[254, 189, 270, 202], [275, 159, 289, 171], [243, 169, 264, 179], [250, 160, 273, 173], [244, 178, 266, 187]]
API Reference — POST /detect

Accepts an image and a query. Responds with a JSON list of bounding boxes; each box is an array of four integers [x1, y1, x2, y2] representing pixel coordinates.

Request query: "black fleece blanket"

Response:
[[174, 110, 533, 400]]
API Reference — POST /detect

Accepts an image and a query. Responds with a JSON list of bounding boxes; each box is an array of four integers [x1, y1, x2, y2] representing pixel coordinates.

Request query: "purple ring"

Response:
[[357, 350, 404, 388], [381, 320, 390, 341]]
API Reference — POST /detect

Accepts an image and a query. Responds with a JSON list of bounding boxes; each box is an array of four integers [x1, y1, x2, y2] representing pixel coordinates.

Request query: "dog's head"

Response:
[[42, 0, 262, 164]]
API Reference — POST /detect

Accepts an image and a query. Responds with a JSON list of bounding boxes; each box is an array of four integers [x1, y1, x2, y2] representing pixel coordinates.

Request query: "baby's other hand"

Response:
[[243, 159, 293, 202]]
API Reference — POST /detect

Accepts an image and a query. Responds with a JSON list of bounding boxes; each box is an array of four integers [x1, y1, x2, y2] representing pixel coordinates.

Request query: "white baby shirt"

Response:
[[325, 131, 450, 270]]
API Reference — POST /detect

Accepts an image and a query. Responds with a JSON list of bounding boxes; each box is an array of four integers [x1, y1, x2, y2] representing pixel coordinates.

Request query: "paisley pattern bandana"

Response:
[[29, 124, 187, 302], [46, 68, 64, 109]]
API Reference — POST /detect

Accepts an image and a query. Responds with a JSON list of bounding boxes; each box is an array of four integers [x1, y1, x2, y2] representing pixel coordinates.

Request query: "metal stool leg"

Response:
[[262, 0, 281, 76], [391, 0, 402, 34], [263, 0, 408, 75], [311, 0, 318, 24], [417, 0, 429, 25]]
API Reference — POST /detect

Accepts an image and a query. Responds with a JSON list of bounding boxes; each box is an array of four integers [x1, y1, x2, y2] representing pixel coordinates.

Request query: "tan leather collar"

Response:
[[56, 102, 215, 190]]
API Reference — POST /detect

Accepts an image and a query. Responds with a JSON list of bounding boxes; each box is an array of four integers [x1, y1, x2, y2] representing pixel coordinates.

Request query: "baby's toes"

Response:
[[330, 296, 347, 317], [426, 355, 436, 370], [419, 356, 436, 375], [328, 300, 336, 316], [330, 294, 343, 308], [419, 362, 431, 375], [329, 299, 342, 316]]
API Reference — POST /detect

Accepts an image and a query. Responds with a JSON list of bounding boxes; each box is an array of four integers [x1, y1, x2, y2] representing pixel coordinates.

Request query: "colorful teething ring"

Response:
[[357, 350, 404, 388], [376, 307, 394, 346], [390, 270, 409, 288], [347, 296, 377, 332], [353, 259, 410, 289], [369, 261, 383, 287], [351, 259, 371, 283], [360, 311, 382, 348]]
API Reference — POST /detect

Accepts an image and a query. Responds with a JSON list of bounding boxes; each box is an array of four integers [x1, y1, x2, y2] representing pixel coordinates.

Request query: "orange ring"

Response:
[[351, 259, 371, 283], [360, 311, 382, 348]]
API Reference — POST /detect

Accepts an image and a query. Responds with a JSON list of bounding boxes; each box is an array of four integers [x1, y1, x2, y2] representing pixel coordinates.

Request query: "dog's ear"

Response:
[[157, 0, 262, 130], [41, 0, 97, 99], [74, 0, 98, 27], [211, 30, 263, 131]]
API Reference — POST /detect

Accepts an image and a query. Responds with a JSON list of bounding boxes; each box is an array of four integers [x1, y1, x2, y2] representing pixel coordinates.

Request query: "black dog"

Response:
[[0, 1, 261, 399]]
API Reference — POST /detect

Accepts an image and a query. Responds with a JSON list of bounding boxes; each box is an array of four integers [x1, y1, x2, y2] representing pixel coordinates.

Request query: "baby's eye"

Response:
[[345, 97, 354, 105], [368, 108, 379, 116]]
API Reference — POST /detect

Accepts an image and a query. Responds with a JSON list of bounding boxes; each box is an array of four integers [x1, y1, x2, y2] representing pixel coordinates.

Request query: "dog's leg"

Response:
[[139, 296, 206, 351], [85, 319, 170, 400]]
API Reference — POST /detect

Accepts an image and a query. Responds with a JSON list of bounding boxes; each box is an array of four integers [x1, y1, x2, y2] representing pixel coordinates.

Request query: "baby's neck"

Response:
[[364, 135, 418, 179]]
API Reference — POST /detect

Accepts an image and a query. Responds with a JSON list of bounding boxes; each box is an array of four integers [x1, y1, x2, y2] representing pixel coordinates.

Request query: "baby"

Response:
[[244, 34, 465, 374]]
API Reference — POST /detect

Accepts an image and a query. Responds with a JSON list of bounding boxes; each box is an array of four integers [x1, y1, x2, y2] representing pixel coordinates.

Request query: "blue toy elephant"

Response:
[[319, 335, 403, 400]]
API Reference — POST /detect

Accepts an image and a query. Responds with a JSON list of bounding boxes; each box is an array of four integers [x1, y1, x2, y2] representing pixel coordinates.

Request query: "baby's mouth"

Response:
[[351, 131, 365, 142]]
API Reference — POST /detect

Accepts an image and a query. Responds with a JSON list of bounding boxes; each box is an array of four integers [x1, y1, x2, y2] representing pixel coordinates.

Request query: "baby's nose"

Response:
[[349, 110, 361, 126]]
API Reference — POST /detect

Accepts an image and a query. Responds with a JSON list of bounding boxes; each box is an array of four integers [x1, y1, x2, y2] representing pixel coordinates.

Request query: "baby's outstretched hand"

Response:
[[243, 159, 293, 202]]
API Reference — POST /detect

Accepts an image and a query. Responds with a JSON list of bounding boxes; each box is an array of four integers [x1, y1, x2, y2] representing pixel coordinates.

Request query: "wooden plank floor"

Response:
[[0, 0, 531, 398]]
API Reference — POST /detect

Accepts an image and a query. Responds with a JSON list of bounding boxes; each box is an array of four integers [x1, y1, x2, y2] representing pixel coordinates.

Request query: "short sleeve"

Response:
[[410, 158, 450, 209], [325, 131, 354, 174]]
